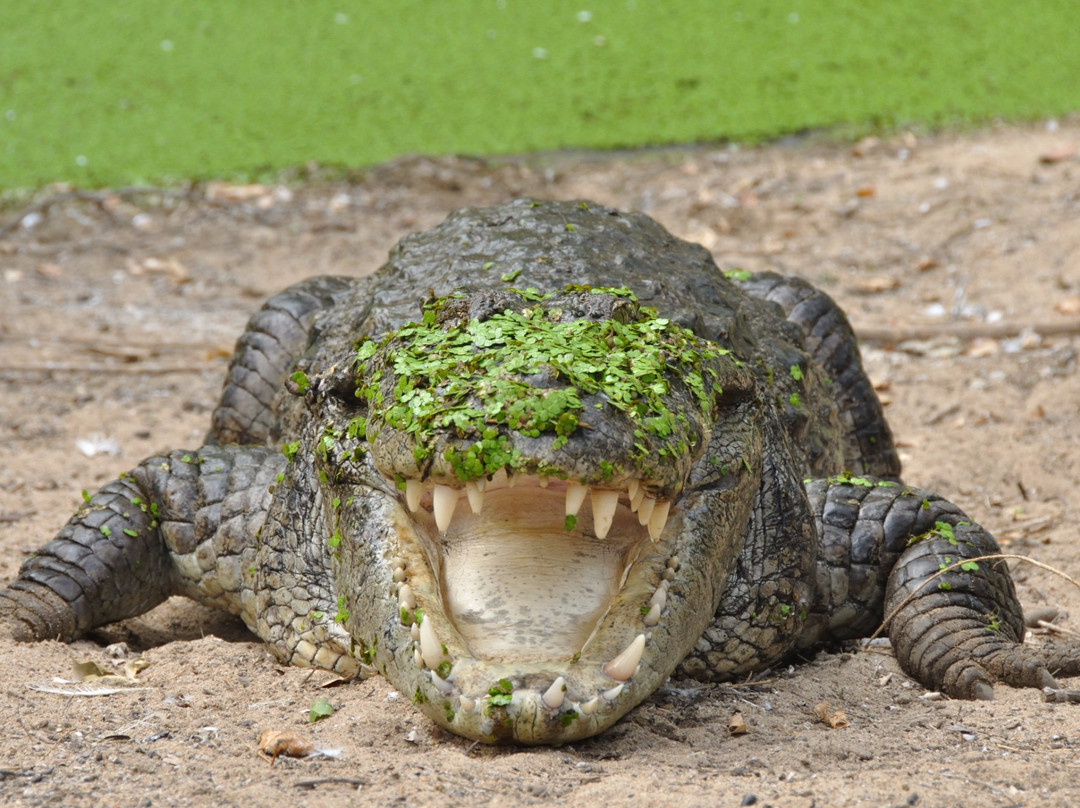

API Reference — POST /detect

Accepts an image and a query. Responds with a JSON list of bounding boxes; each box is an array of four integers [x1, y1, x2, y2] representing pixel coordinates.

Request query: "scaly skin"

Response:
[[2, 199, 1077, 744]]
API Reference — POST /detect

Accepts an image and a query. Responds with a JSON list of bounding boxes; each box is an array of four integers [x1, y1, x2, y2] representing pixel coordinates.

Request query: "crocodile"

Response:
[[1, 199, 1076, 745]]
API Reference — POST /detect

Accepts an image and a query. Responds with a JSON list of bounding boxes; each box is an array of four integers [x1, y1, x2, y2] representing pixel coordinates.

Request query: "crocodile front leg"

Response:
[[806, 476, 1080, 698], [0, 445, 282, 642]]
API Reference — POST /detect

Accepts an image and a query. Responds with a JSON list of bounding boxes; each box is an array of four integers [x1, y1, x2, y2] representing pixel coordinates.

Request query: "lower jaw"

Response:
[[377, 483, 685, 742]]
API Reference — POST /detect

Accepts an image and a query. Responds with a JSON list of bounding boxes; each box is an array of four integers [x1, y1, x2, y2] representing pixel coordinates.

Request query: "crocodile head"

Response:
[[307, 287, 762, 743]]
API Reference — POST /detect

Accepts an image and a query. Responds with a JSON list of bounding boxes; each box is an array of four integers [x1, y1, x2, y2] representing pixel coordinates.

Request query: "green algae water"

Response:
[[1, 1, 1078, 189]]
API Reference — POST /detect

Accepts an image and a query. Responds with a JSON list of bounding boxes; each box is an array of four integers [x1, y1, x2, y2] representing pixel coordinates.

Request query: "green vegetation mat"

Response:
[[2, 1, 1078, 190]]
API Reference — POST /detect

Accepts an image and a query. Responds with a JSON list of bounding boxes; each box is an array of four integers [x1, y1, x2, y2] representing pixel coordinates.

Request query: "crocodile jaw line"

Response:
[[381, 474, 679, 742]]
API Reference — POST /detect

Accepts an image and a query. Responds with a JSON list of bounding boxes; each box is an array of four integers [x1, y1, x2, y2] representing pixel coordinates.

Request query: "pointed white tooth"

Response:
[[465, 480, 485, 514], [649, 583, 668, 610], [414, 647, 423, 668], [591, 489, 620, 539], [601, 683, 624, 701], [433, 484, 459, 531], [489, 468, 508, 490], [405, 480, 424, 512], [627, 479, 640, 502], [397, 583, 417, 611], [602, 633, 646, 681], [644, 586, 667, 626], [666, 556, 681, 571], [390, 556, 404, 569], [393, 567, 407, 583], [410, 622, 421, 641], [630, 485, 645, 512], [648, 500, 671, 541], [541, 676, 566, 710], [565, 482, 588, 516], [430, 670, 454, 695], [459, 695, 476, 713], [538, 476, 550, 488], [419, 614, 448, 669], [579, 696, 599, 715], [636, 495, 656, 525]]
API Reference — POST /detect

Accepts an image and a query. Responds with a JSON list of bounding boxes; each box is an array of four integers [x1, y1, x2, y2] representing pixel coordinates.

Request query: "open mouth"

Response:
[[371, 467, 681, 739], [396, 470, 673, 664]]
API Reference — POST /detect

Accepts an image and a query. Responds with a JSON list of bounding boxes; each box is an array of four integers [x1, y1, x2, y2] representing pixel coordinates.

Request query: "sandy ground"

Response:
[[2, 121, 1080, 807]]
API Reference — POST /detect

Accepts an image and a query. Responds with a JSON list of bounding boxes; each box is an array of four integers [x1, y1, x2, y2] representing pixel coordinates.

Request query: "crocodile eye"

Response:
[[300, 356, 367, 408]]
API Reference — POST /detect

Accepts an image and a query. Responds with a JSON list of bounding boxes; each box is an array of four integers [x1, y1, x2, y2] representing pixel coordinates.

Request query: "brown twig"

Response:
[[294, 777, 369, 790], [1036, 620, 1080, 640], [855, 319, 1080, 344]]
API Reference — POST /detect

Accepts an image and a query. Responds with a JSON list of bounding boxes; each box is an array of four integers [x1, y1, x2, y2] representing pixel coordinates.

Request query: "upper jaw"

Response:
[[374, 470, 686, 743]]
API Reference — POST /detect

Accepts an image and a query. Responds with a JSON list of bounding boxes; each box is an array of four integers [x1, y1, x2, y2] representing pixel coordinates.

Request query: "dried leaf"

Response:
[[1054, 296, 1080, 315], [813, 701, 849, 729], [914, 257, 940, 272], [318, 675, 351, 689], [855, 186, 875, 198], [141, 257, 191, 284], [852, 137, 880, 157], [124, 658, 150, 680], [1039, 146, 1077, 164], [206, 182, 271, 202], [259, 730, 316, 764], [73, 660, 112, 681], [965, 338, 1000, 358], [727, 712, 748, 735], [854, 276, 900, 294]]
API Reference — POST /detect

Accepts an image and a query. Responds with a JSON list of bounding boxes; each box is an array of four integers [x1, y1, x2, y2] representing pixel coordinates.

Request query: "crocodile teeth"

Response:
[[430, 670, 454, 695], [627, 479, 640, 502], [649, 583, 668, 610], [405, 479, 424, 512], [591, 489, 620, 539], [419, 614, 448, 670], [541, 676, 566, 710], [602, 633, 646, 681], [565, 482, 588, 516], [601, 683, 624, 701], [433, 484, 458, 531], [643, 584, 667, 626], [579, 696, 599, 715], [459, 695, 476, 713], [636, 495, 656, 526], [630, 484, 645, 512], [465, 479, 485, 514], [647, 500, 671, 541], [397, 583, 417, 611]]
